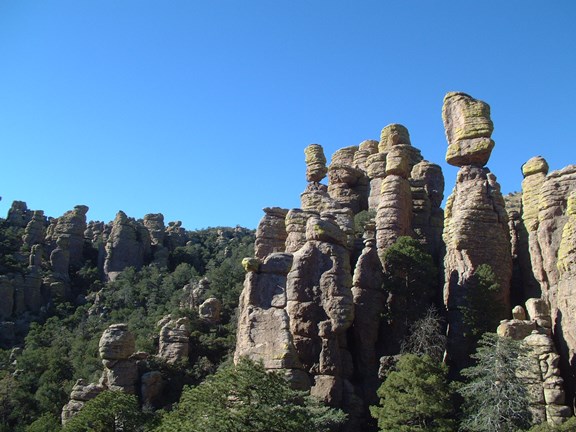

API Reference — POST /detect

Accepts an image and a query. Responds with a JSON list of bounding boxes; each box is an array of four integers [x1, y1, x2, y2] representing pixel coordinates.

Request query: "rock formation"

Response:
[[99, 323, 138, 394], [22, 210, 46, 248], [498, 299, 571, 425], [254, 207, 288, 259], [198, 297, 222, 324], [235, 121, 443, 429], [157, 316, 190, 364], [442, 92, 512, 370], [46, 205, 88, 267], [104, 211, 151, 281]]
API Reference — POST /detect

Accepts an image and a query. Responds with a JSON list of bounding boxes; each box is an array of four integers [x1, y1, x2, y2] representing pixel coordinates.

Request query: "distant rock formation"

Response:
[[104, 211, 151, 281]]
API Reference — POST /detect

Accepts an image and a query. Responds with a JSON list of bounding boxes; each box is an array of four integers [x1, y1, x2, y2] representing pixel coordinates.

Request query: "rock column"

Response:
[[442, 92, 512, 370]]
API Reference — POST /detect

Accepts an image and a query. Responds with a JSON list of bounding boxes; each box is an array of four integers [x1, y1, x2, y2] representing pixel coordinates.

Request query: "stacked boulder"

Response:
[[61, 323, 138, 423], [375, 124, 420, 261], [442, 92, 512, 369], [497, 299, 571, 425]]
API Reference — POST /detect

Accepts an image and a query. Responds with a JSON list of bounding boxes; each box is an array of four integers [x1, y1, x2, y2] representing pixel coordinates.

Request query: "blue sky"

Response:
[[1, 1, 574, 229]]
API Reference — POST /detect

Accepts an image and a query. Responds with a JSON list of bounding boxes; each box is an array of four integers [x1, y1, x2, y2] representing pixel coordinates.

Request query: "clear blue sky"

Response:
[[1, 1, 574, 229]]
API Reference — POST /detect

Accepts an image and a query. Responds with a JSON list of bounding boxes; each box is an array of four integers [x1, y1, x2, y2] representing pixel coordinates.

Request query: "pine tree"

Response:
[[459, 333, 532, 432], [156, 358, 346, 432], [370, 354, 455, 432]]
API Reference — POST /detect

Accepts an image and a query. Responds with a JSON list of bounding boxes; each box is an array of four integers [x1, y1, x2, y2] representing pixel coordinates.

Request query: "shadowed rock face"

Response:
[[442, 93, 512, 371]]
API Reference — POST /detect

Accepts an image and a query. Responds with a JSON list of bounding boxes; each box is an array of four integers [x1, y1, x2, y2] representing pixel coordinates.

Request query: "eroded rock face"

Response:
[[498, 300, 571, 425], [235, 252, 301, 372], [143, 213, 165, 246], [199, 298, 222, 324], [98, 324, 137, 394], [442, 92, 495, 167], [555, 191, 576, 398], [375, 146, 414, 261], [7, 201, 32, 227], [104, 211, 151, 281], [327, 146, 368, 214], [351, 237, 385, 406], [47, 205, 89, 267], [22, 210, 46, 248], [157, 316, 190, 364], [442, 93, 512, 370], [61, 380, 105, 424], [286, 215, 354, 405], [255, 207, 288, 259]]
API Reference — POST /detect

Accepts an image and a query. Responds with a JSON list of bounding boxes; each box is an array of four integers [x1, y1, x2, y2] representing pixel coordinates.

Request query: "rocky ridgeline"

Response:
[[234, 92, 576, 428], [0, 203, 235, 347]]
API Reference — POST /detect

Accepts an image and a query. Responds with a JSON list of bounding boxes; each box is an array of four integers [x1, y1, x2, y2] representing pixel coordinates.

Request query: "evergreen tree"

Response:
[[459, 333, 532, 432], [157, 358, 346, 432], [459, 264, 505, 341], [370, 354, 455, 432], [62, 391, 151, 432]]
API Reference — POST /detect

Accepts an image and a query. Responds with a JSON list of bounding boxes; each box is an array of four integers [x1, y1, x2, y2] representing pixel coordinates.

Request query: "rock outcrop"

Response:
[[104, 211, 151, 281], [235, 121, 443, 429], [99, 323, 138, 394], [157, 316, 190, 364], [442, 92, 512, 370], [498, 300, 571, 425]]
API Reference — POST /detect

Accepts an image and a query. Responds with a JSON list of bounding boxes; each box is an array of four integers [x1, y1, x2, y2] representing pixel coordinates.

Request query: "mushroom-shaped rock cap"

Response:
[[379, 124, 411, 152], [304, 144, 328, 183], [443, 92, 495, 167], [521, 156, 549, 177], [98, 323, 135, 360]]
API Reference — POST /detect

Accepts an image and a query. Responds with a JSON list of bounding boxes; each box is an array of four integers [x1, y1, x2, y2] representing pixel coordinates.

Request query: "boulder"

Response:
[[305, 144, 328, 183], [443, 92, 494, 167]]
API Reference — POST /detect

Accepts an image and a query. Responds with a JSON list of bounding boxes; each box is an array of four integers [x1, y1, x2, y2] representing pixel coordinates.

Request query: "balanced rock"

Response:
[[443, 92, 495, 167], [99, 323, 135, 360], [443, 97, 512, 370], [305, 144, 328, 183]]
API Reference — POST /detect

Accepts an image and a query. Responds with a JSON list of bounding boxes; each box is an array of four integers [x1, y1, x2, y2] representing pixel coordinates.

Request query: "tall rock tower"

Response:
[[442, 92, 512, 369]]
